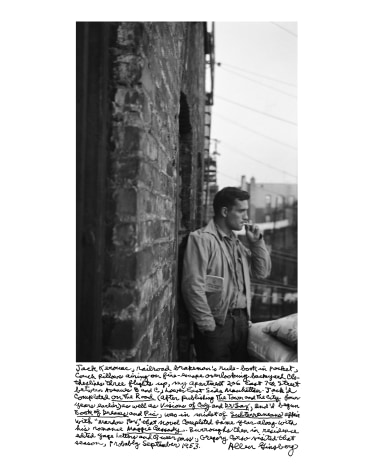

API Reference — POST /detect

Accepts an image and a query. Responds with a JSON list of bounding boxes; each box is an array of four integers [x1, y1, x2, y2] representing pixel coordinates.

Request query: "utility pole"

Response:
[[270, 196, 278, 320], [205, 138, 220, 222]]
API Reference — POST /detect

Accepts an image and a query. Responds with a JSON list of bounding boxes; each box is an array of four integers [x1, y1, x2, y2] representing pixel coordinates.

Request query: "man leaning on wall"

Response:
[[181, 187, 271, 362]]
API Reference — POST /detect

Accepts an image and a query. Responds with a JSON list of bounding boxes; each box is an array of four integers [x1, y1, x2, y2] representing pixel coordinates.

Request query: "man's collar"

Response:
[[215, 223, 237, 241], [202, 219, 238, 243]]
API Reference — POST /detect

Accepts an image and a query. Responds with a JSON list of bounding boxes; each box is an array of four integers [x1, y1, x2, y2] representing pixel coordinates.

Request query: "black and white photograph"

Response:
[[76, 21, 297, 363], [3, 1, 378, 469]]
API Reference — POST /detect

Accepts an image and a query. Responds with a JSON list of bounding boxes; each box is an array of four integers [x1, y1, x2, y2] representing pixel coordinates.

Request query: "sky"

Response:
[[209, 22, 297, 190]]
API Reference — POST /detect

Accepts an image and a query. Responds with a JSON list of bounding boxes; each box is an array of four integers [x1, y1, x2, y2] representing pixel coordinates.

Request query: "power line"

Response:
[[252, 293, 297, 301], [271, 254, 297, 262], [264, 276, 297, 288], [215, 149, 298, 191], [215, 113, 297, 151], [252, 280, 297, 291], [221, 66, 297, 99], [254, 187, 297, 198], [216, 95, 297, 126], [272, 249, 297, 257], [271, 22, 297, 37], [217, 171, 240, 183], [271, 253, 297, 263], [257, 280, 297, 290], [218, 62, 297, 88], [221, 141, 298, 180]]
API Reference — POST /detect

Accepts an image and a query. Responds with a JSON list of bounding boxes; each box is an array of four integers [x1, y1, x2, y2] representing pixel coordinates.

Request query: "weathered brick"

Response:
[[141, 63, 155, 99], [114, 54, 144, 86], [139, 162, 161, 191], [110, 251, 137, 281], [103, 287, 135, 312], [113, 222, 136, 248], [103, 348, 137, 362], [166, 161, 174, 177], [101, 22, 206, 363], [137, 332, 153, 362], [162, 264, 171, 281], [109, 318, 134, 349], [142, 96, 152, 125], [147, 285, 170, 317], [147, 293, 162, 321], [146, 200, 152, 213], [122, 126, 143, 154], [112, 159, 139, 183], [103, 301, 149, 352], [151, 219, 162, 239], [114, 187, 137, 219], [161, 220, 174, 238], [140, 133, 159, 162], [136, 247, 154, 279], [139, 273, 164, 306], [116, 22, 144, 50], [124, 89, 143, 108]]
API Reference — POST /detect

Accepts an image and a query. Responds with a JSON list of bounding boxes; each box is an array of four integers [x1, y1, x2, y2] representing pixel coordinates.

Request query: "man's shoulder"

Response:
[[191, 219, 217, 235], [188, 224, 219, 245], [189, 227, 215, 240]]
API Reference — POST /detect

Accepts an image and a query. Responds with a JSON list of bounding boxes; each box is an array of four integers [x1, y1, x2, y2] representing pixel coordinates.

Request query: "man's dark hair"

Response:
[[213, 187, 250, 216]]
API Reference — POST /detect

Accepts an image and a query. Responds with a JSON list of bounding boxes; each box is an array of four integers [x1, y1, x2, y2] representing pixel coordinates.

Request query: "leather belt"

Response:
[[228, 308, 247, 316]]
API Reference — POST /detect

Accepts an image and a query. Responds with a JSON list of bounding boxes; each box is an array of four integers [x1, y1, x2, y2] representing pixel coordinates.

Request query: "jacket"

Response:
[[181, 219, 272, 333]]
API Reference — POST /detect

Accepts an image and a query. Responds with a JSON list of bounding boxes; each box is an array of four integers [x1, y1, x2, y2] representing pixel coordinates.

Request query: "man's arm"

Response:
[[181, 233, 217, 332], [245, 224, 272, 279]]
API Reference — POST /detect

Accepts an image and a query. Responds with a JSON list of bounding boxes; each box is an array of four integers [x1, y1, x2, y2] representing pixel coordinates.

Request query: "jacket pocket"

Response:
[[205, 275, 223, 311], [206, 291, 222, 311], [205, 275, 223, 292]]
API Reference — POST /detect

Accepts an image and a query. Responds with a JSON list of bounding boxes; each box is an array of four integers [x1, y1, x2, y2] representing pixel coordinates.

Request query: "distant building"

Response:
[[203, 137, 219, 224], [242, 176, 297, 225], [240, 176, 297, 322]]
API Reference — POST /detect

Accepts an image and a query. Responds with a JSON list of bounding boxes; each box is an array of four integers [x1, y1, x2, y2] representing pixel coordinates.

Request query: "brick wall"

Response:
[[101, 22, 206, 362]]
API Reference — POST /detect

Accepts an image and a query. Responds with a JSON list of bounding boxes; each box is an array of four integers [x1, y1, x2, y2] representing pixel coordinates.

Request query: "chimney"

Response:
[[241, 175, 247, 190]]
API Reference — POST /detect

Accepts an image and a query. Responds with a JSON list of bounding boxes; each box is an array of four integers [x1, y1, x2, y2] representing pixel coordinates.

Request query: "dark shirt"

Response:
[[216, 225, 247, 309]]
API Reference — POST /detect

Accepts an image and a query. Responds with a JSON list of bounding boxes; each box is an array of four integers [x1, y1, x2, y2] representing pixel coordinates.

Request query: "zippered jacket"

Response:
[[181, 219, 272, 333]]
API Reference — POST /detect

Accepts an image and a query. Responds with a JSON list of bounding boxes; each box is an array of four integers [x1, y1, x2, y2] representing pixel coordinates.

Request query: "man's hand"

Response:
[[245, 223, 262, 243]]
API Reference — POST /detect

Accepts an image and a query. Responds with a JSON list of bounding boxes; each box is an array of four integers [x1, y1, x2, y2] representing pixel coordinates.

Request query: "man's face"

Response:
[[224, 199, 249, 231]]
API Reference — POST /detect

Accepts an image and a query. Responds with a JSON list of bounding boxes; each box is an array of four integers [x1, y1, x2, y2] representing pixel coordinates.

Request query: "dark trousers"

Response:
[[194, 309, 249, 362]]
